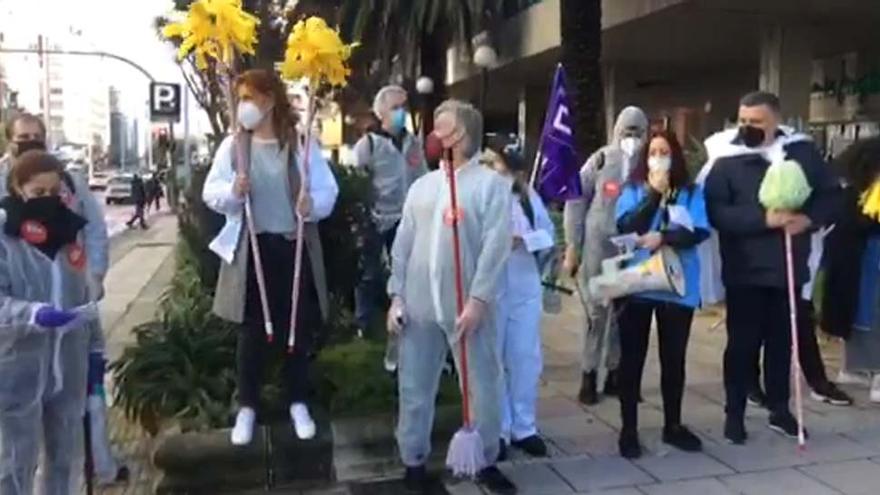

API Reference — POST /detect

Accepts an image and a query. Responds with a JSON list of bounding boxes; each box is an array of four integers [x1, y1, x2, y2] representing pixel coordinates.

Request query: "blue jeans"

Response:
[[355, 221, 399, 331]]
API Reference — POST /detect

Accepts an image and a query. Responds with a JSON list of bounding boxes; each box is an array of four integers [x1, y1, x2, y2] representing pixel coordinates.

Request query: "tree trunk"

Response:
[[560, 0, 605, 160], [419, 30, 448, 139]]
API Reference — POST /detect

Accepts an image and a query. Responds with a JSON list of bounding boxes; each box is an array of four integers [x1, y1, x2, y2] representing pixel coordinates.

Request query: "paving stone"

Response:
[[573, 488, 643, 495], [539, 414, 615, 438], [639, 478, 738, 495], [704, 432, 870, 473], [800, 459, 880, 495], [499, 463, 573, 494], [720, 468, 839, 495], [552, 456, 654, 492], [537, 396, 589, 420], [634, 451, 733, 481], [443, 479, 485, 495], [547, 432, 619, 457]]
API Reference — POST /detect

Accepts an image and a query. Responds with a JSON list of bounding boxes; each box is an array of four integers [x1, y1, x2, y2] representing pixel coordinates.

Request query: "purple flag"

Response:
[[537, 65, 581, 201]]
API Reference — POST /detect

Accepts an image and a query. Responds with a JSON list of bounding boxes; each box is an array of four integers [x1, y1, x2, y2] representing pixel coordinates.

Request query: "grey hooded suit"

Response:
[[563, 106, 649, 374]]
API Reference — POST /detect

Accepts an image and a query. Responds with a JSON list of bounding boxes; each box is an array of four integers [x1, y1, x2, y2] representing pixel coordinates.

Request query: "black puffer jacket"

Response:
[[704, 140, 839, 289]]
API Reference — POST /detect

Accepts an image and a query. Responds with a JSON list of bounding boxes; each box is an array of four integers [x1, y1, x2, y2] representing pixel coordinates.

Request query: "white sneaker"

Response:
[[231, 407, 256, 446], [837, 369, 871, 387], [870, 375, 880, 403], [290, 403, 316, 440]]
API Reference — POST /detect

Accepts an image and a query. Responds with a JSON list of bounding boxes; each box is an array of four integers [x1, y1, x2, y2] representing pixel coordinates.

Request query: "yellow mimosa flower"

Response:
[[280, 16, 358, 87], [860, 180, 880, 221], [162, 0, 259, 69]]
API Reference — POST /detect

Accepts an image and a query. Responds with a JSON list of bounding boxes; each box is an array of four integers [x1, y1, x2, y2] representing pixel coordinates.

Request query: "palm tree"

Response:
[[338, 0, 531, 134], [560, 0, 605, 158]]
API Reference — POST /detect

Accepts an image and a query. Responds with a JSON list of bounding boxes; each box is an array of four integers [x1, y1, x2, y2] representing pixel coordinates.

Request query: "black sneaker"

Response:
[[578, 371, 599, 405], [811, 382, 853, 406], [769, 412, 809, 440], [404, 465, 428, 493], [511, 435, 548, 457], [747, 388, 768, 408], [662, 424, 703, 452], [604, 369, 619, 396], [477, 465, 517, 495], [497, 439, 508, 462], [618, 430, 642, 459], [724, 416, 747, 445]]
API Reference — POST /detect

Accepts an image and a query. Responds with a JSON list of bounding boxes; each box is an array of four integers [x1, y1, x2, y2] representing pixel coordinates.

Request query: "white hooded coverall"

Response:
[[0, 216, 91, 495], [388, 157, 512, 467], [495, 187, 554, 443]]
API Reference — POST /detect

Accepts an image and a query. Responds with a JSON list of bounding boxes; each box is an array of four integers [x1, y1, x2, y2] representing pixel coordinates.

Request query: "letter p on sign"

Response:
[[150, 82, 181, 123]]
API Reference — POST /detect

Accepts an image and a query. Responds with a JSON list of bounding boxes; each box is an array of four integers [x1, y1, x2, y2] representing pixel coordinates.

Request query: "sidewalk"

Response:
[[305, 295, 880, 494], [96, 213, 178, 495]]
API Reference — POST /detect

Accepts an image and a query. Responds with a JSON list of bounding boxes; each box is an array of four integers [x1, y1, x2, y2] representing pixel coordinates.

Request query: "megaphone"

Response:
[[588, 246, 686, 303]]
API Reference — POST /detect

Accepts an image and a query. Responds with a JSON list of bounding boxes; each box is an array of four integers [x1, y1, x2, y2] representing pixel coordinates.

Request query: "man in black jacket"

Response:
[[126, 174, 148, 229], [704, 92, 838, 444]]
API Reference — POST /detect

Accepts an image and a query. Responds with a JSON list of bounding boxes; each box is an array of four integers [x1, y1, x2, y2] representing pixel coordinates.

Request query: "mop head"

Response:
[[445, 426, 486, 478]]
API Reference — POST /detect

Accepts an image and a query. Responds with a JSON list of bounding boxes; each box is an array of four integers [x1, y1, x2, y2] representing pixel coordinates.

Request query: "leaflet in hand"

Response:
[[522, 229, 555, 253], [668, 205, 694, 232]]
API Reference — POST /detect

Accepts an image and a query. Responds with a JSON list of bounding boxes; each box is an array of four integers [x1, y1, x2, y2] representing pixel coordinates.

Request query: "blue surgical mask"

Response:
[[391, 108, 407, 133]]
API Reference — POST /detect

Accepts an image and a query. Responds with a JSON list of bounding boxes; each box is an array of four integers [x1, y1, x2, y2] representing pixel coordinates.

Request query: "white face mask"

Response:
[[648, 155, 672, 173], [620, 137, 641, 157], [237, 101, 265, 131]]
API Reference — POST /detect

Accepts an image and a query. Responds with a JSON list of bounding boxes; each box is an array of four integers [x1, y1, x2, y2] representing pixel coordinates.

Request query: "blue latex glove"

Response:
[[34, 306, 78, 328], [88, 352, 107, 395]]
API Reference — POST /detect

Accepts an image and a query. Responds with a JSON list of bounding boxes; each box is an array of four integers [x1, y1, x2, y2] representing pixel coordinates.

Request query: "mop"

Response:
[[758, 158, 813, 451], [443, 152, 486, 478], [785, 232, 807, 449], [235, 125, 274, 343], [286, 98, 319, 353]]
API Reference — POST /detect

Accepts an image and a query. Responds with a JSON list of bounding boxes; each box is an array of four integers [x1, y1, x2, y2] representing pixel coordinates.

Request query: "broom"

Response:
[[784, 232, 807, 449], [443, 151, 486, 477]]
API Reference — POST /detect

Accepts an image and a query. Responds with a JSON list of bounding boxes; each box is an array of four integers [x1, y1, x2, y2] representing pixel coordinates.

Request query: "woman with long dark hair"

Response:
[[614, 130, 710, 458], [822, 137, 880, 401], [203, 69, 339, 446]]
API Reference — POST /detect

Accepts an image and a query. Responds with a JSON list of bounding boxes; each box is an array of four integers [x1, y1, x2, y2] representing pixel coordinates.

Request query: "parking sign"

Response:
[[150, 82, 181, 123]]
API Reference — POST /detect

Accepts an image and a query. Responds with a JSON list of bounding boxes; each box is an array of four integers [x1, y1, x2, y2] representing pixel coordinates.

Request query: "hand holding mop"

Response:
[[236, 134, 274, 342], [443, 152, 487, 477], [759, 159, 813, 450]]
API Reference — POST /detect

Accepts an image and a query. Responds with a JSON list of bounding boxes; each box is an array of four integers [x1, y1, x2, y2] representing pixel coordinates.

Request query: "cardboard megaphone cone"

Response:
[[589, 247, 686, 303]]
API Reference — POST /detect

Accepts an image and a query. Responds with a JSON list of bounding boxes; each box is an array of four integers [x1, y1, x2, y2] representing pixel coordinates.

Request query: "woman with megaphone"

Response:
[[613, 130, 710, 459]]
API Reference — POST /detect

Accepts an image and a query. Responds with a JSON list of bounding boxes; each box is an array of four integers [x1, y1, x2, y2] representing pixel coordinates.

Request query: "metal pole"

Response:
[[183, 88, 190, 188], [167, 122, 177, 212]]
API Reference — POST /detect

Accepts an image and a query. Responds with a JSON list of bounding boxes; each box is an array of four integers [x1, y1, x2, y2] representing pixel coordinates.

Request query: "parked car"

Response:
[[89, 171, 111, 191], [105, 174, 134, 205]]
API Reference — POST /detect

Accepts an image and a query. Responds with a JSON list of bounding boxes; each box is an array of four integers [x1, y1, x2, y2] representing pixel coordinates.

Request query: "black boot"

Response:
[[578, 371, 599, 405], [404, 465, 428, 493], [477, 466, 517, 495], [604, 369, 619, 396]]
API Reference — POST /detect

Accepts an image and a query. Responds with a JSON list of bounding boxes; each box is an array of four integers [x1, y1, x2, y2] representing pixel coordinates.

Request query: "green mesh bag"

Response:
[[758, 160, 812, 210]]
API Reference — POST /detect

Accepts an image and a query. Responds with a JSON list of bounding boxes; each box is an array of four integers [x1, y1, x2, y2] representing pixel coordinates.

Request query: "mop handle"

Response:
[[447, 157, 471, 428], [784, 232, 806, 448], [287, 104, 317, 353], [236, 135, 274, 341]]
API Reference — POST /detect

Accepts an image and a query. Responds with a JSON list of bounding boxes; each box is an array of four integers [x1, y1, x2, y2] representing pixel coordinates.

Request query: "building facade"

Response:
[[444, 0, 880, 160]]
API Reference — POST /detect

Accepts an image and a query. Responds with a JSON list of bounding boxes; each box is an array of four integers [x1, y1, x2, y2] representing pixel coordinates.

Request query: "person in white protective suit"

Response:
[[0, 150, 94, 495], [1, 113, 128, 485], [387, 100, 516, 494], [487, 139, 555, 460], [562, 106, 649, 405]]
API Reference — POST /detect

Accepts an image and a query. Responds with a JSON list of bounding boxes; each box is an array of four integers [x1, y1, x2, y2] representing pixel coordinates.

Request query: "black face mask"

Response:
[[738, 126, 766, 148], [13, 140, 47, 156], [0, 195, 86, 259]]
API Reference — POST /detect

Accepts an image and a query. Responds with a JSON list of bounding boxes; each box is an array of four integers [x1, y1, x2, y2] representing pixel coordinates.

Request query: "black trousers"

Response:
[[127, 202, 146, 228], [616, 298, 694, 432], [752, 301, 829, 392], [239, 234, 319, 409], [725, 286, 793, 417]]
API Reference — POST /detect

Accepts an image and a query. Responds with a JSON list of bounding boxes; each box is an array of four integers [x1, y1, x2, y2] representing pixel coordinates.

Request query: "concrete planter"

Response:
[[152, 411, 333, 494]]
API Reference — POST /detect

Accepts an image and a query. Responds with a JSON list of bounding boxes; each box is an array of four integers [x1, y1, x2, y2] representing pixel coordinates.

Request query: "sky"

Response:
[[1, 0, 206, 135]]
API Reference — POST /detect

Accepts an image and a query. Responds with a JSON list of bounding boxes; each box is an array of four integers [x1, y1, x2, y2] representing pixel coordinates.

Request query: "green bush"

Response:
[[110, 239, 237, 435], [313, 339, 461, 416]]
